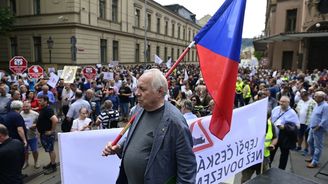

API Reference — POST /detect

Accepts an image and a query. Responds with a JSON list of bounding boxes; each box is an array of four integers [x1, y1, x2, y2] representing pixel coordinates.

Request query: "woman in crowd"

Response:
[[71, 107, 92, 131], [25, 91, 41, 112]]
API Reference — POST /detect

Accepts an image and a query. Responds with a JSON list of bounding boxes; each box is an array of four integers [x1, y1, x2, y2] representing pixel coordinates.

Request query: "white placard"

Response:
[[61, 66, 77, 83], [59, 99, 268, 184], [47, 73, 59, 88], [103, 72, 113, 80]]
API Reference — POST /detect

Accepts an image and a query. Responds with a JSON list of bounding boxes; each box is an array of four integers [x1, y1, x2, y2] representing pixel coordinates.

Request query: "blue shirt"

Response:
[[271, 106, 300, 127], [183, 112, 198, 121], [37, 91, 56, 104], [309, 101, 328, 131]]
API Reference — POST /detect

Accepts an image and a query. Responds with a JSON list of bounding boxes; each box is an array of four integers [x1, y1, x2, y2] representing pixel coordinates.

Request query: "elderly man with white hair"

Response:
[[306, 91, 328, 168], [270, 95, 300, 170], [2, 100, 27, 147], [103, 69, 196, 183]]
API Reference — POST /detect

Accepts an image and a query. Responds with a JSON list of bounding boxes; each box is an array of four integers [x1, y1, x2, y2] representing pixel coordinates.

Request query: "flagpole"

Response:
[[165, 41, 195, 78], [110, 41, 195, 146]]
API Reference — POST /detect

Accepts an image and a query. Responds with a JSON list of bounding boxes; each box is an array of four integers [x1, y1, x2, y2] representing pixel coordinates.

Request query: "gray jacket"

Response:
[[117, 101, 197, 184]]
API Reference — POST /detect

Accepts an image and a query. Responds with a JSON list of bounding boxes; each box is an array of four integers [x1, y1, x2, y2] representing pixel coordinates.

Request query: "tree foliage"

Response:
[[253, 51, 263, 61], [0, 8, 15, 35]]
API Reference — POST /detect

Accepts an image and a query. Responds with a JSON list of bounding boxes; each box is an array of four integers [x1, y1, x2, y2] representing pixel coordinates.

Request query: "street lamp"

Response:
[[47, 36, 54, 64]]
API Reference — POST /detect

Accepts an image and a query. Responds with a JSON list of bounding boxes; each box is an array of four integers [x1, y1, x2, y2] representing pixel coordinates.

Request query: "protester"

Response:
[[66, 90, 91, 122], [118, 80, 132, 122], [3, 100, 27, 147], [295, 90, 317, 155], [36, 95, 58, 175], [181, 99, 198, 121], [20, 101, 40, 169], [306, 91, 328, 168], [25, 91, 41, 112], [0, 83, 11, 118], [270, 96, 300, 170], [102, 69, 197, 183], [0, 124, 25, 184], [96, 100, 119, 129], [71, 107, 92, 131]]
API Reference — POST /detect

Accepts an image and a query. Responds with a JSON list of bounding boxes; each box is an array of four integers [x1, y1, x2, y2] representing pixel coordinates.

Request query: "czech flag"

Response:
[[194, 0, 246, 139]]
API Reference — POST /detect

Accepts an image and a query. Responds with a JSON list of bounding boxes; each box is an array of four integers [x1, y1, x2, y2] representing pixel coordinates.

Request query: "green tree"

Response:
[[0, 8, 14, 35], [253, 51, 263, 61]]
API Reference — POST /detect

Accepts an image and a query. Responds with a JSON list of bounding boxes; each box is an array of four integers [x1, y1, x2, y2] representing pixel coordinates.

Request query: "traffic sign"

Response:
[[28, 65, 44, 79], [9, 56, 28, 74], [82, 66, 97, 80]]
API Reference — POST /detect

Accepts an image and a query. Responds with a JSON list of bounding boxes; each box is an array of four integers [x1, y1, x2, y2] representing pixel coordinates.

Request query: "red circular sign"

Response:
[[28, 65, 44, 79], [9, 56, 28, 74], [82, 66, 97, 80]]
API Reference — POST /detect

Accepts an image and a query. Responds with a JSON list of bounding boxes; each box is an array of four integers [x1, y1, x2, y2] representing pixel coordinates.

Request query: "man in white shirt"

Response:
[[295, 90, 316, 154], [20, 101, 40, 169], [271, 96, 300, 170]]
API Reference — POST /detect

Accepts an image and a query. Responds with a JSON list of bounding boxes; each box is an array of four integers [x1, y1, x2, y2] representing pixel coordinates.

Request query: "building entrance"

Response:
[[307, 37, 328, 70]]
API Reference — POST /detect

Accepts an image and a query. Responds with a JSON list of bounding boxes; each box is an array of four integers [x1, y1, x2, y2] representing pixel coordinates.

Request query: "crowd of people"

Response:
[[0, 63, 328, 183]]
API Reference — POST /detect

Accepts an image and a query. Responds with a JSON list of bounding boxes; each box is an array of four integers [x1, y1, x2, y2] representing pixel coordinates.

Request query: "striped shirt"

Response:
[[98, 109, 119, 129]]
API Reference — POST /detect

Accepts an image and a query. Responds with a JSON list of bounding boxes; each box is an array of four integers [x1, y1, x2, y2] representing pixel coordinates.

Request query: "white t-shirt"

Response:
[[20, 110, 39, 139], [296, 99, 316, 125], [71, 118, 92, 131]]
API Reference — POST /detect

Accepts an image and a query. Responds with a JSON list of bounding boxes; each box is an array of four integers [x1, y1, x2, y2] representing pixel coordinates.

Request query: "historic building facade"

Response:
[[0, 0, 200, 68], [254, 0, 328, 70]]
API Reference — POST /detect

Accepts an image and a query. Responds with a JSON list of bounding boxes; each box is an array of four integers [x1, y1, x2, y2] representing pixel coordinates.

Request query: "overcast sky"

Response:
[[154, 0, 267, 38]]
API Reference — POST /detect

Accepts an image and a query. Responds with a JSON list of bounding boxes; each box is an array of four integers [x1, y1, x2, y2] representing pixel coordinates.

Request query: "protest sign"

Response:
[[61, 66, 77, 83], [59, 98, 268, 184], [47, 72, 59, 88], [103, 72, 114, 80]]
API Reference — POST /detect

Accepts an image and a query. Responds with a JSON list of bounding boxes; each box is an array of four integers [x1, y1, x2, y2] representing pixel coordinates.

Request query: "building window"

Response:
[[183, 28, 186, 40], [135, 9, 140, 27], [188, 30, 191, 41], [33, 37, 42, 63], [285, 9, 297, 32], [135, 44, 140, 63], [33, 0, 41, 15], [156, 18, 160, 33], [171, 23, 175, 37], [100, 39, 107, 64], [171, 48, 174, 60], [192, 50, 194, 62], [10, 0, 16, 15], [164, 47, 167, 61], [112, 0, 118, 22], [147, 14, 151, 31], [10, 37, 18, 57], [156, 46, 160, 57], [177, 49, 180, 59], [112, 40, 119, 61], [178, 26, 181, 39], [99, 0, 106, 19], [147, 44, 150, 62], [165, 21, 168, 35]]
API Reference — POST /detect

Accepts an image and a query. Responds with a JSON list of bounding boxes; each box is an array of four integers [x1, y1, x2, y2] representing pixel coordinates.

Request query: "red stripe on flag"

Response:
[[197, 45, 239, 139]]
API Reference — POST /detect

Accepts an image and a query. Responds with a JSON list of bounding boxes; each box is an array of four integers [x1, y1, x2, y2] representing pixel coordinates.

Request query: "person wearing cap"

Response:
[[295, 90, 317, 154]]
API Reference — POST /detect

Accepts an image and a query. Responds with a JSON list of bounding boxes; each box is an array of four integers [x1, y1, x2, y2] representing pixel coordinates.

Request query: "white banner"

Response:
[[47, 73, 59, 88], [59, 99, 268, 184]]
